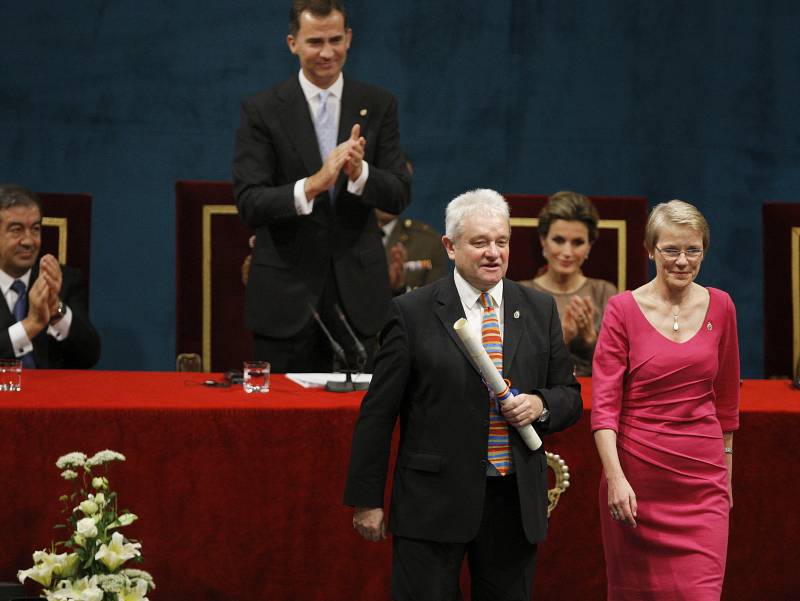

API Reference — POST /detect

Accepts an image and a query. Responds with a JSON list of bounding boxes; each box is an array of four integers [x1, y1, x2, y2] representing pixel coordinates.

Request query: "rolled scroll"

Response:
[[453, 318, 543, 451]]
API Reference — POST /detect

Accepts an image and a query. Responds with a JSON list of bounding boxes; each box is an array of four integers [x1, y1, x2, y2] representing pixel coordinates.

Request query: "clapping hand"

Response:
[[343, 123, 366, 182], [563, 295, 596, 345], [388, 242, 407, 292]]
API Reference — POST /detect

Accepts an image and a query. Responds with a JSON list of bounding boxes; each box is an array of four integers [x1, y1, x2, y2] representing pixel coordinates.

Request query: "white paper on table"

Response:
[[285, 373, 372, 389], [453, 318, 543, 451]]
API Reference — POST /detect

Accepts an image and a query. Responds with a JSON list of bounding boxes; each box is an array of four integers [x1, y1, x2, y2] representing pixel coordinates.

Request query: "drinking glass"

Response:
[[243, 361, 270, 393], [0, 359, 22, 392]]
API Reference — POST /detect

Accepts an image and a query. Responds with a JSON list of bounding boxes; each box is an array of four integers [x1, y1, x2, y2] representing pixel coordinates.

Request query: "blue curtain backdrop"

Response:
[[2, 1, 798, 375]]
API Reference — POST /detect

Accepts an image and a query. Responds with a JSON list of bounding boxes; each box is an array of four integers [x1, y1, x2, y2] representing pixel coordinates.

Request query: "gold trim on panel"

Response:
[[509, 217, 627, 290], [791, 227, 800, 377], [42, 217, 68, 264], [202, 205, 240, 373]]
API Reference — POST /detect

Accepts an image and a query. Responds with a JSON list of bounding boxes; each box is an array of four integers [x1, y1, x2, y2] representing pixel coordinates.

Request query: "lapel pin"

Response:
[[513, 310, 520, 319], [706, 321, 713, 331], [359, 108, 367, 117]]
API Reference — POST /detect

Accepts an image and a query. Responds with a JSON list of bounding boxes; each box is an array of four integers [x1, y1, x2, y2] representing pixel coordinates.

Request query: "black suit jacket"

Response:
[[233, 76, 411, 338], [344, 276, 582, 544], [0, 265, 100, 369]]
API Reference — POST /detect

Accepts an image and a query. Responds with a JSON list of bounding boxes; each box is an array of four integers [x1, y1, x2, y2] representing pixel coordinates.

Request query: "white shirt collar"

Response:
[[381, 218, 398, 247], [453, 268, 504, 311], [298, 69, 344, 103], [0, 268, 32, 295]]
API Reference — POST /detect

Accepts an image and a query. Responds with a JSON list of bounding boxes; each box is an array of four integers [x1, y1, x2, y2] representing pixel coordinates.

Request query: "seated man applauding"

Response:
[[0, 184, 100, 368]]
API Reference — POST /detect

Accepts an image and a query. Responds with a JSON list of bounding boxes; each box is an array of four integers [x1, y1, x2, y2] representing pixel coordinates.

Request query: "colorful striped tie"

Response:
[[479, 292, 511, 475]]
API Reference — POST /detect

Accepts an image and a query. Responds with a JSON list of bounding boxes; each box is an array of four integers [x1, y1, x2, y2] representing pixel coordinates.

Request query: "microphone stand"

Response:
[[308, 304, 368, 392], [334, 303, 369, 391]]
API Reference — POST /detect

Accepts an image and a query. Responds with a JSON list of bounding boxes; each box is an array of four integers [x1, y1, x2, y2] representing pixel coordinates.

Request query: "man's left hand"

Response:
[[39, 254, 63, 314], [500, 393, 545, 428], [343, 123, 366, 182]]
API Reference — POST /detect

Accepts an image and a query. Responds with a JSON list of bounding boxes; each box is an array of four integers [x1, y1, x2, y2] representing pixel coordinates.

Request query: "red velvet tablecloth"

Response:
[[0, 372, 798, 600]]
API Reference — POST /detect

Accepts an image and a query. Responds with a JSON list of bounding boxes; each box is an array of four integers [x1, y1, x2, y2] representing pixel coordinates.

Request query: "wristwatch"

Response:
[[50, 301, 67, 324], [537, 405, 550, 423]]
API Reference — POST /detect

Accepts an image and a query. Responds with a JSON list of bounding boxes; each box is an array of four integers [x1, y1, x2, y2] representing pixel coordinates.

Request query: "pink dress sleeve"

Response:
[[591, 293, 629, 433], [712, 289, 740, 431]]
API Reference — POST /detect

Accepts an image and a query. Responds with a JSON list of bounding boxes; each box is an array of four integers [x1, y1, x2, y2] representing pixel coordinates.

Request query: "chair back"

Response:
[[175, 181, 253, 372]]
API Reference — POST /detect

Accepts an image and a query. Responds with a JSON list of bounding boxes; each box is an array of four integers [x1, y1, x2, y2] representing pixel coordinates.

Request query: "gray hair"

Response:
[[644, 199, 710, 252], [0, 184, 42, 212], [445, 189, 509, 241]]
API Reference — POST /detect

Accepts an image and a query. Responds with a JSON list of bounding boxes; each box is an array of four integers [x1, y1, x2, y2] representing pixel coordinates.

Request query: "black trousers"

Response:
[[253, 274, 376, 373], [391, 474, 538, 601]]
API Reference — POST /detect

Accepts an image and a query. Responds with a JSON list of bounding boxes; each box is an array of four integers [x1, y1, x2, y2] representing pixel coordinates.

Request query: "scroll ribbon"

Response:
[[453, 317, 543, 451]]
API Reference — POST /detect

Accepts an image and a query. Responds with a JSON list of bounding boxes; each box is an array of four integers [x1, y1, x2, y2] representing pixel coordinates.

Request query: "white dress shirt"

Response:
[[453, 268, 504, 340], [293, 70, 369, 215], [0, 268, 73, 357]]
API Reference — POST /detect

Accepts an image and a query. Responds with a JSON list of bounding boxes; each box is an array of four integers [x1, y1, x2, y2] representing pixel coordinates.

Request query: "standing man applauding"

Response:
[[233, 0, 410, 372], [0, 185, 100, 368]]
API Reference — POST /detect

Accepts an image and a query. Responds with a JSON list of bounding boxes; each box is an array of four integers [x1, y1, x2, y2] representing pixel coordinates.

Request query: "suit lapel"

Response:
[[0, 283, 12, 327], [434, 276, 481, 377], [277, 78, 323, 178], [502, 280, 525, 377]]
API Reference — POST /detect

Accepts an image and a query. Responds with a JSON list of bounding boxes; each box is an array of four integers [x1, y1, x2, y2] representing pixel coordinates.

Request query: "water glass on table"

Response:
[[243, 361, 270, 393], [0, 359, 22, 392]]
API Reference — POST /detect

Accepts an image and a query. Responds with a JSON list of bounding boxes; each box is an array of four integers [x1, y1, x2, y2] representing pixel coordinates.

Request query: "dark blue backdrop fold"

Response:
[[2, 1, 799, 374]]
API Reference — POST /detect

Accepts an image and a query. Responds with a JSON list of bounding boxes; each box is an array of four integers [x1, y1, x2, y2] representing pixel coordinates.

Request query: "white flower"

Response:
[[17, 550, 78, 587], [95, 532, 141, 571], [17, 564, 52, 587], [76, 517, 98, 538], [47, 576, 104, 601], [86, 450, 126, 467], [118, 578, 150, 601], [54, 553, 80, 578], [60, 469, 78, 480], [122, 569, 155, 590], [96, 573, 126, 592], [91, 476, 108, 490], [78, 499, 99, 516], [56, 452, 87, 469], [109, 513, 138, 529], [93, 492, 106, 506]]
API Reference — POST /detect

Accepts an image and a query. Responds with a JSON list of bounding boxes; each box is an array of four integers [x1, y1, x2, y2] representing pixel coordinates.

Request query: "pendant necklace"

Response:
[[672, 309, 679, 332]]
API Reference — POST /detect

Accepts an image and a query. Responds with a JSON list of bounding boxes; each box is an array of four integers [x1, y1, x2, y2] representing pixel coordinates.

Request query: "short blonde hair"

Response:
[[644, 199, 710, 253]]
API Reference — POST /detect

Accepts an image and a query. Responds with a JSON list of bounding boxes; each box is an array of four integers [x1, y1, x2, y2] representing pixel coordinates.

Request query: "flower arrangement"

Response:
[[17, 450, 155, 601]]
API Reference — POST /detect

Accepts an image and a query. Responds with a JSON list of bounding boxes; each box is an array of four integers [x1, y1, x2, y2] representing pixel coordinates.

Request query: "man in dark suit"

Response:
[[344, 189, 582, 600], [0, 185, 100, 369], [233, 0, 410, 373]]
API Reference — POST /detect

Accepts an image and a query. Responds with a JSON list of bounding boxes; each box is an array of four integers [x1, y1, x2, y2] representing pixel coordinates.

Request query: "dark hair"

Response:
[[289, 0, 347, 36], [537, 190, 599, 243], [0, 184, 42, 213]]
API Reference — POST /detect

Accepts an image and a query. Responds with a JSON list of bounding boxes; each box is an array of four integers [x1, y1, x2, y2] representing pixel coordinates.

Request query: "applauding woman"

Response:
[[591, 200, 740, 600], [520, 191, 616, 375]]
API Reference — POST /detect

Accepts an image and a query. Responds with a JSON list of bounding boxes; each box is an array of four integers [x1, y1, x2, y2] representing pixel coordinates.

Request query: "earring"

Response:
[[542, 249, 548, 258]]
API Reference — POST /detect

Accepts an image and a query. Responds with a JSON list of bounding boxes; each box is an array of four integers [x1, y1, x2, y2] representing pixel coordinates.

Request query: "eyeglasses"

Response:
[[655, 246, 704, 261]]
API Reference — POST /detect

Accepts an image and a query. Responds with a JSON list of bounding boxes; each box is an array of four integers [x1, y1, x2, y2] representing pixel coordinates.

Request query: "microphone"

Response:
[[308, 304, 368, 392], [334, 303, 367, 372], [308, 304, 348, 368]]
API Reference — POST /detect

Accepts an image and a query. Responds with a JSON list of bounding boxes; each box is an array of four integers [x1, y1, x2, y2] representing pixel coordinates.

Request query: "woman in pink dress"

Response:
[[592, 200, 740, 600]]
